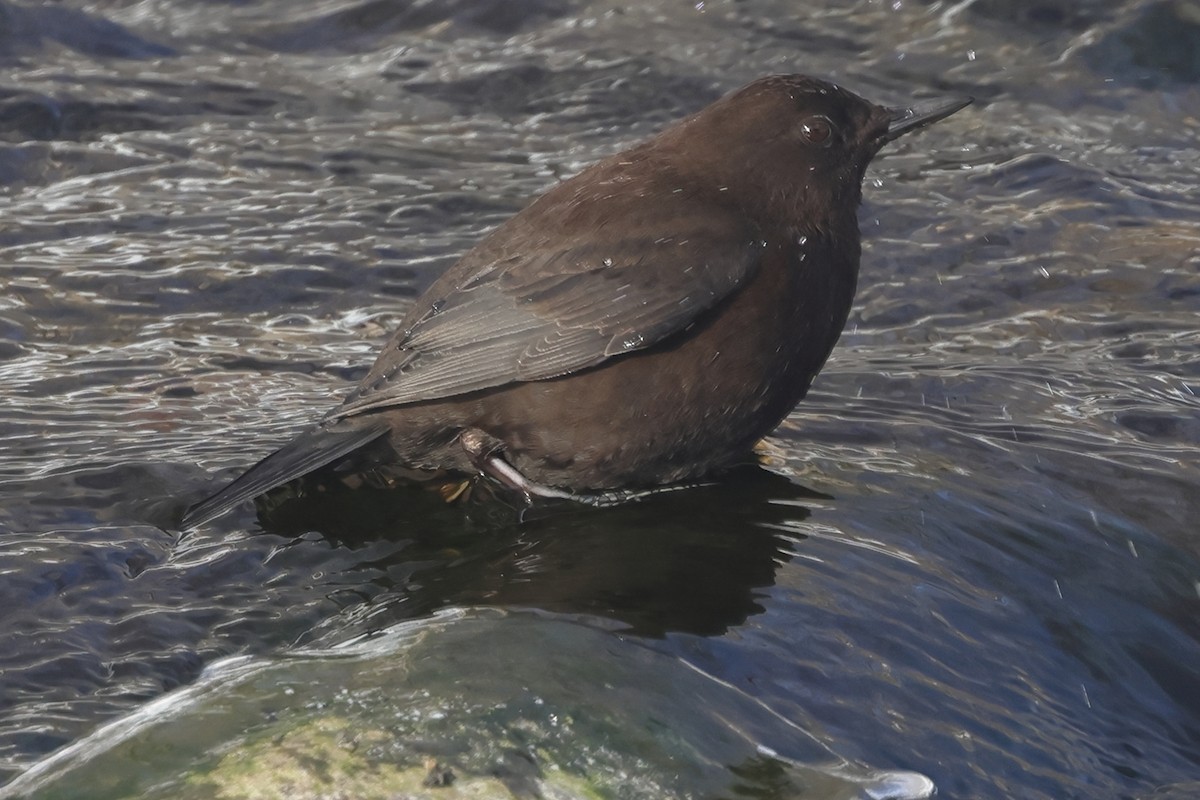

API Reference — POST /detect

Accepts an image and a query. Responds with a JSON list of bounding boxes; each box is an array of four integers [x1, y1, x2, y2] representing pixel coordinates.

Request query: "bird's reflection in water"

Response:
[[254, 464, 831, 638]]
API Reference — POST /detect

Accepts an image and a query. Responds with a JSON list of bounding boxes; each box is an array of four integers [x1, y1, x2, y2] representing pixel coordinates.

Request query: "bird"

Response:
[[181, 74, 971, 528]]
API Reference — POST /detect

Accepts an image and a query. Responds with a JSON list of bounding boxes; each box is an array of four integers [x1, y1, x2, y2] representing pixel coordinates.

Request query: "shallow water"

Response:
[[2, 0, 1199, 797]]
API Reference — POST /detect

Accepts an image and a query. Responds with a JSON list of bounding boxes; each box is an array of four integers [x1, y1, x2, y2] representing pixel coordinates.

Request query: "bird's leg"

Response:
[[457, 429, 704, 509], [457, 428, 575, 503]]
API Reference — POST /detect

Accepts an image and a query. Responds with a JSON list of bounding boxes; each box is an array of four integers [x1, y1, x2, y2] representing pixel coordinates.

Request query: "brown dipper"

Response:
[[182, 75, 971, 528]]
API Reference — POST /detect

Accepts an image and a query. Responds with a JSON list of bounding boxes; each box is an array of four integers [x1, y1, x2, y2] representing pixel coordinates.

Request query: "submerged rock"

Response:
[[183, 715, 601, 799], [6, 609, 934, 800]]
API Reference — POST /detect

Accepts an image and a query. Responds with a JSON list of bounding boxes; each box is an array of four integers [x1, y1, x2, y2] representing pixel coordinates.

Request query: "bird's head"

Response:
[[661, 74, 971, 232]]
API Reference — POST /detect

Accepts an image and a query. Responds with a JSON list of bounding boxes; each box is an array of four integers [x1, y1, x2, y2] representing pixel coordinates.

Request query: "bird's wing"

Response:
[[180, 420, 390, 529], [328, 188, 762, 420]]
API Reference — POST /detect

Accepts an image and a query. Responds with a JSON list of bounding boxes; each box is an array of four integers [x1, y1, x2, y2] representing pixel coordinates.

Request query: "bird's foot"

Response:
[[438, 478, 472, 503], [458, 428, 710, 509], [568, 482, 711, 507], [458, 428, 574, 504]]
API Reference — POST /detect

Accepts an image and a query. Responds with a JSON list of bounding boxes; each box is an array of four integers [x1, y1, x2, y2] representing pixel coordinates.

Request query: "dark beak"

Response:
[[883, 96, 973, 142]]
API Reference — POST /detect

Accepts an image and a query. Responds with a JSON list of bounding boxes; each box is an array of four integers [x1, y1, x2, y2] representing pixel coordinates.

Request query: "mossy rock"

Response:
[[7, 610, 933, 800]]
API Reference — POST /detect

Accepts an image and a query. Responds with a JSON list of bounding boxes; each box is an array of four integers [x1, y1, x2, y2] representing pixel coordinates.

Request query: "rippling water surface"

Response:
[[2, 1, 1199, 798]]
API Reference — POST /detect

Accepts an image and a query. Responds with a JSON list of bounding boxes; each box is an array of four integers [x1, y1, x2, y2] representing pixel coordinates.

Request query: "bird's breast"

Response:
[[466, 232, 861, 488]]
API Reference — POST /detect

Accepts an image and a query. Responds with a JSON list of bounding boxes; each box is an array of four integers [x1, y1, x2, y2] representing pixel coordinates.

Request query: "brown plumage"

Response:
[[182, 74, 970, 528]]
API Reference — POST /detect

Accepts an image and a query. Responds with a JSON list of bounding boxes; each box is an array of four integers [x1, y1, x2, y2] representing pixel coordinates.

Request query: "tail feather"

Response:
[[181, 421, 390, 529]]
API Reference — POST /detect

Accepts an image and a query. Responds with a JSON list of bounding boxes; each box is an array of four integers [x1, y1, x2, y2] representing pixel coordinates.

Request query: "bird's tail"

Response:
[[180, 421, 390, 529]]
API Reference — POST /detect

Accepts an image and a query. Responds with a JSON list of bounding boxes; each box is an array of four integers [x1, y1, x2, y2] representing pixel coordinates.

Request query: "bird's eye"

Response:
[[800, 115, 835, 147]]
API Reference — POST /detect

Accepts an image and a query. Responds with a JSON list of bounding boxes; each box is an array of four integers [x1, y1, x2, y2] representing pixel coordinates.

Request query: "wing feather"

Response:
[[328, 168, 761, 420]]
